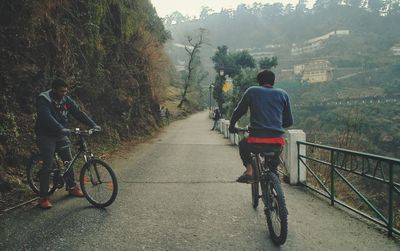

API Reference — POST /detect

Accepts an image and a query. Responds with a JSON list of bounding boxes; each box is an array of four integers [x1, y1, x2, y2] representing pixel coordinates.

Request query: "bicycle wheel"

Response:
[[251, 157, 259, 209], [263, 172, 288, 246], [251, 182, 259, 209], [80, 158, 118, 208], [26, 154, 57, 195]]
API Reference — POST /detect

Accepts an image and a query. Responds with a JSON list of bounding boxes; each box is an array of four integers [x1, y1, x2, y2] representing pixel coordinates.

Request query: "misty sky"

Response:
[[150, 0, 315, 18]]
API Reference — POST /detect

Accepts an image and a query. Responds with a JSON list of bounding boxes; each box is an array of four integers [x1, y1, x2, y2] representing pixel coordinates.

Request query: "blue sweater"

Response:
[[230, 85, 293, 138]]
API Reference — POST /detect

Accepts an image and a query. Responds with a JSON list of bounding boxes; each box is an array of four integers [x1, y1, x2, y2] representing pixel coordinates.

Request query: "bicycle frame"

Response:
[[56, 132, 94, 179], [253, 152, 282, 205], [252, 153, 274, 179]]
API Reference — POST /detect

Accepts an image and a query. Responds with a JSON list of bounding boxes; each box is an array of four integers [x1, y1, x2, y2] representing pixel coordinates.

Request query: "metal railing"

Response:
[[297, 141, 400, 237]]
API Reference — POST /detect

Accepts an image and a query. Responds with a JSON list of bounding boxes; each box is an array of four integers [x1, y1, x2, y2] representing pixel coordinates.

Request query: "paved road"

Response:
[[1, 112, 399, 250]]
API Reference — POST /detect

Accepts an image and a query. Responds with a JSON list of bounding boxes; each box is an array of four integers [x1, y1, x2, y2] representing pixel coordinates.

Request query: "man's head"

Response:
[[51, 78, 68, 100], [257, 69, 275, 86]]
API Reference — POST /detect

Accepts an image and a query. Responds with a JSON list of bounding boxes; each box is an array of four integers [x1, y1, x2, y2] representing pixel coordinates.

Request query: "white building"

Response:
[[294, 60, 332, 83], [391, 44, 400, 56], [291, 30, 350, 56]]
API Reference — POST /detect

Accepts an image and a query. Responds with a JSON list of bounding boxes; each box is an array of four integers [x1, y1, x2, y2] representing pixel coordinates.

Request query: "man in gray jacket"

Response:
[[34, 78, 100, 209]]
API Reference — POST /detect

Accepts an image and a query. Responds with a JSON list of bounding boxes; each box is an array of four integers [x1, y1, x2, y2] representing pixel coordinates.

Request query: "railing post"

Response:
[[388, 163, 393, 237], [297, 141, 300, 184], [330, 150, 335, 206], [285, 130, 306, 185]]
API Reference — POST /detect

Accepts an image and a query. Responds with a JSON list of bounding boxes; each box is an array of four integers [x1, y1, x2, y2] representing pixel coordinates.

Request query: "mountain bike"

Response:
[[238, 128, 288, 245], [26, 128, 118, 208]]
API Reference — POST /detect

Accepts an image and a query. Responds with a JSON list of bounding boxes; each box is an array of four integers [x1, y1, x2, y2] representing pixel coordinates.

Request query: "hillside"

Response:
[[0, 0, 180, 209], [163, 2, 400, 158], [279, 64, 400, 157]]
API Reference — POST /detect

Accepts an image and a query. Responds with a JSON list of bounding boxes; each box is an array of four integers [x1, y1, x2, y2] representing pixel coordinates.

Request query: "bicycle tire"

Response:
[[251, 182, 259, 209], [80, 158, 118, 208], [251, 158, 259, 209], [26, 154, 57, 195], [263, 172, 288, 246]]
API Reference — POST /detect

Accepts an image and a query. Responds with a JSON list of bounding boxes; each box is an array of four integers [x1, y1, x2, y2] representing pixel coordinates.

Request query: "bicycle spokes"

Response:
[[263, 173, 288, 245], [268, 186, 282, 234], [82, 162, 114, 204], [80, 159, 118, 207]]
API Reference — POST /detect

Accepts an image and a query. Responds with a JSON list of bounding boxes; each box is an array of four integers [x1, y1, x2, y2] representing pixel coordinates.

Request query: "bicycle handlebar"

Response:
[[71, 127, 101, 136], [236, 127, 249, 133]]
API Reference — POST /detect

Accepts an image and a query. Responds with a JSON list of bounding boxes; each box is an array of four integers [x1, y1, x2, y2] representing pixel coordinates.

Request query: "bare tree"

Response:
[[178, 28, 206, 108]]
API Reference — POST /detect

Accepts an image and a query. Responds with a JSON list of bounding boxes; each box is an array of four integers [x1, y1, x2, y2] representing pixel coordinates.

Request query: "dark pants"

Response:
[[36, 135, 76, 197], [239, 138, 282, 172], [211, 119, 219, 130]]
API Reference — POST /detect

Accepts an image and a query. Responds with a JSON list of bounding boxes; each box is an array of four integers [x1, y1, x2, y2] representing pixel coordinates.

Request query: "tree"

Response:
[[368, 0, 385, 13], [295, 0, 308, 14], [211, 46, 257, 113], [178, 28, 207, 108], [284, 4, 295, 15], [232, 51, 256, 69], [164, 11, 190, 27], [387, 0, 400, 15], [258, 56, 278, 70], [200, 6, 214, 19]]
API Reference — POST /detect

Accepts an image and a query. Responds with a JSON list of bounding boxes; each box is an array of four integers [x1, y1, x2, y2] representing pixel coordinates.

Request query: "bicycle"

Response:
[[237, 128, 288, 246], [26, 128, 118, 208]]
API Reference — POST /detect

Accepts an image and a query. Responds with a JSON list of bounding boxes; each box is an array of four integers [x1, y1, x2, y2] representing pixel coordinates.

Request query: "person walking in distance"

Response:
[[34, 78, 101, 209], [211, 108, 221, 131]]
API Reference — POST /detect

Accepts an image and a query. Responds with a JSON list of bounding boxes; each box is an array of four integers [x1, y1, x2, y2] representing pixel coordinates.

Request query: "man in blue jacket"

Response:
[[34, 78, 100, 209], [229, 70, 293, 183]]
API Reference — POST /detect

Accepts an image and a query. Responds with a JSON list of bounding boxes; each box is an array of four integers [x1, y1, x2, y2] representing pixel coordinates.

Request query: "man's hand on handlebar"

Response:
[[92, 125, 101, 132], [60, 128, 71, 136], [229, 124, 239, 134]]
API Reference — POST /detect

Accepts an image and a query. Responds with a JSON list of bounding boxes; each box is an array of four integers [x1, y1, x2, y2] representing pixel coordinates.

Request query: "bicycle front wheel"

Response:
[[80, 159, 118, 208], [263, 172, 288, 246]]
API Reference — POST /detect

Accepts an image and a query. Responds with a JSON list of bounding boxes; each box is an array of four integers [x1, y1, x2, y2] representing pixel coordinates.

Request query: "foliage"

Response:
[[0, 0, 174, 195], [211, 46, 262, 113], [259, 56, 278, 70], [166, 1, 400, 54], [285, 72, 400, 158]]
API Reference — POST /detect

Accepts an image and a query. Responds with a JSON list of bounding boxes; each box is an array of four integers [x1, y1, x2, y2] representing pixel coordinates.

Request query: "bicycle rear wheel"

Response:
[[26, 154, 57, 195], [80, 158, 118, 208], [251, 182, 259, 209], [263, 172, 288, 246], [251, 157, 260, 209]]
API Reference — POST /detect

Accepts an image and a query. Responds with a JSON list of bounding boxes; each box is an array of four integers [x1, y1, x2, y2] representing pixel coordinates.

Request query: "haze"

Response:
[[150, 0, 315, 17]]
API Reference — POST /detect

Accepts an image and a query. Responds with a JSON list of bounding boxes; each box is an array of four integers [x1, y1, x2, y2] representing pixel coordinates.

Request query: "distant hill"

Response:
[[165, 2, 400, 81]]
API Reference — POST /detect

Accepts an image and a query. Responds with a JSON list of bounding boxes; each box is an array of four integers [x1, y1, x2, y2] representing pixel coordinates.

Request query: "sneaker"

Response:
[[38, 197, 53, 209], [236, 174, 256, 184], [68, 186, 85, 197]]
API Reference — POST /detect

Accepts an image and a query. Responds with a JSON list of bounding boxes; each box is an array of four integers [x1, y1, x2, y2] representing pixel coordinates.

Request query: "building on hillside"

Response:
[[300, 60, 333, 83], [291, 30, 350, 56], [293, 64, 305, 75], [391, 44, 400, 56]]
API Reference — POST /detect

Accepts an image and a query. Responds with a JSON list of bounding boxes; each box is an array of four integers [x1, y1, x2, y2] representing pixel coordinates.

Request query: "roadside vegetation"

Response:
[[0, 0, 206, 210]]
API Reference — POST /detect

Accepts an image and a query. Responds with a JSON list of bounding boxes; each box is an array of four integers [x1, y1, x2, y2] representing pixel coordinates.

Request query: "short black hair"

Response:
[[51, 78, 68, 89], [257, 70, 275, 85]]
